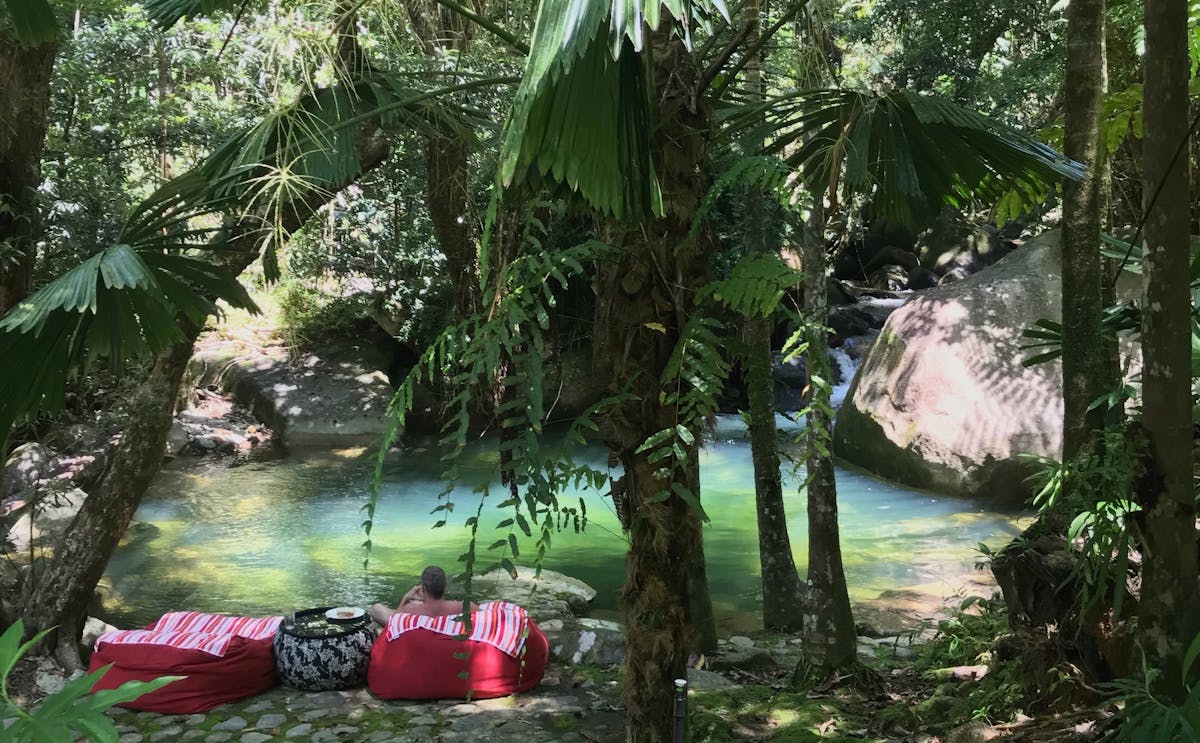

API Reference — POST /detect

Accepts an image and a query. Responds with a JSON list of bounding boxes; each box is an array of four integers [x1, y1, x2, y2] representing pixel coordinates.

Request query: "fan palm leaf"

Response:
[[0, 70, 474, 445], [498, 0, 730, 220], [1, 0, 58, 44], [723, 88, 1083, 228]]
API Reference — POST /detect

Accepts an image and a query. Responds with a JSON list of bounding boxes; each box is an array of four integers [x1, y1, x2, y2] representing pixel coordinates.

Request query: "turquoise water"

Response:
[[101, 416, 1025, 633]]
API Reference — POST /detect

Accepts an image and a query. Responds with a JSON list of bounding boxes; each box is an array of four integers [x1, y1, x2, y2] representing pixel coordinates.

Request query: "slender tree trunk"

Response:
[[23, 331, 200, 669], [405, 0, 480, 318], [1135, 0, 1199, 700], [742, 0, 806, 632], [1061, 0, 1108, 464], [746, 316, 806, 629], [799, 211, 856, 670], [0, 39, 58, 314]]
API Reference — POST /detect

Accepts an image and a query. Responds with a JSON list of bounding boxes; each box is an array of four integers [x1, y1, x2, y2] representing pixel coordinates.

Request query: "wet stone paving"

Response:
[[96, 665, 625, 743]]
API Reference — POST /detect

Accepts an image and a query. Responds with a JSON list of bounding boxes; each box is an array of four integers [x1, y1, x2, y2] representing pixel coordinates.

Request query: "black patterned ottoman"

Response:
[[274, 607, 374, 691]]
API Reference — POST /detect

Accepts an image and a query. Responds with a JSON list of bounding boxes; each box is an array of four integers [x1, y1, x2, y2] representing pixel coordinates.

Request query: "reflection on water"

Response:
[[103, 417, 1026, 633]]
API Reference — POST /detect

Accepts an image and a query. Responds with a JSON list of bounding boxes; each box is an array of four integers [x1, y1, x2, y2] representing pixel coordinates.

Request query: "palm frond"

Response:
[[143, 0, 244, 28], [1, 0, 58, 44], [0, 70, 470, 446], [723, 89, 1083, 228], [498, 0, 730, 220]]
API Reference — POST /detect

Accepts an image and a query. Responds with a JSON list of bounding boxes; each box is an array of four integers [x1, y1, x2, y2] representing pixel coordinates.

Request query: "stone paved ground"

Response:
[[102, 662, 625, 743]]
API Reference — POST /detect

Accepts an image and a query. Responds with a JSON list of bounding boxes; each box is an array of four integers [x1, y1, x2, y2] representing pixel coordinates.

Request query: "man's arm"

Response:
[[398, 584, 424, 608]]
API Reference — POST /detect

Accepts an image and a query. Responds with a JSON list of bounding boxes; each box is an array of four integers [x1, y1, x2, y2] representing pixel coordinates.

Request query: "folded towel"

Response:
[[384, 601, 530, 657], [96, 612, 282, 658]]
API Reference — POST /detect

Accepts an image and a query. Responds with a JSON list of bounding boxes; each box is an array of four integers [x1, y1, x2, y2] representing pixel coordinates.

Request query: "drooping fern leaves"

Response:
[[702, 252, 801, 319], [634, 315, 731, 521], [363, 221, 619, 580]]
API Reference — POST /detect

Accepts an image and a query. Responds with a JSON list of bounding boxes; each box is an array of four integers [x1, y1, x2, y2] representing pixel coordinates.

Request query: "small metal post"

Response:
[[672, 677, 688, 743]]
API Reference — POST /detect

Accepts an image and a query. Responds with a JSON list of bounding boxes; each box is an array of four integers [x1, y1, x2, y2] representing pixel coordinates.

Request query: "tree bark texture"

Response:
[[592, 34, 716, 741], [1061, 0, 1109, 464], [800, 217, 856, 670], [1135, 0, 1199, 699], [746, 316, 807, 629], [0, 40, 58, 314], [405, 0, 480, 318]]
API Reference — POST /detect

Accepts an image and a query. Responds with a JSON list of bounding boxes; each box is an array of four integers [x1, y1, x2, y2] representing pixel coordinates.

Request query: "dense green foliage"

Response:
[[0, 0, 1198, 737]]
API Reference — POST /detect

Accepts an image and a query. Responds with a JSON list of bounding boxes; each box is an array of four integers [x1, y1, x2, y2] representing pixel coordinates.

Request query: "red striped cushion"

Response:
[[150, 612, 282, 639], [385, 601, 529, 657], [96, 613, 282, 658]]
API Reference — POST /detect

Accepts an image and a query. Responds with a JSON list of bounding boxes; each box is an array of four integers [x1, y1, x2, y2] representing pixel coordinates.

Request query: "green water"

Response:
[[102, 417, 1025, 633]]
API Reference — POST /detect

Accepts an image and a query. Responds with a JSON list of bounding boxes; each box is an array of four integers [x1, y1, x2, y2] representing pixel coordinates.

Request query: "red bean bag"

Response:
[[88, 612, 282, 713], [368, 601, 548, 700]]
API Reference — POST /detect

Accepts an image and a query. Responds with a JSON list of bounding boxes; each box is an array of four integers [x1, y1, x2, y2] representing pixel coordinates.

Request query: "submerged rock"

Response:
[[834, 230, 1100, 504]]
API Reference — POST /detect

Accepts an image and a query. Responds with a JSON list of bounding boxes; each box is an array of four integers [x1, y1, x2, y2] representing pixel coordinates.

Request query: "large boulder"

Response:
[[915, 211, 1009, 277], [453, 566, 598, 623], [833, 231, 1070, 504], [187, 341, 396, 445]]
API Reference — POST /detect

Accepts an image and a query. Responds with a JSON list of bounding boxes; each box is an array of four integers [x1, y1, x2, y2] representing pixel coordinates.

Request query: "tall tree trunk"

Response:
[[743, 0, 806, 632], [595, 230, 709, 742], [405, 0, 480, 318], [1135, 0, 1198, 700], [22, 118, 392, 672], [746, 316, 806, 629], [0, 39, 58, 314], [593, 33, 716, 740], [1061, 0, 1108, 465], [799, 211, 856, 670]]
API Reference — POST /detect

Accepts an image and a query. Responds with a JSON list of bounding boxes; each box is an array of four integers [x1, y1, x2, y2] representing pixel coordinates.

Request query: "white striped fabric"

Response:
[[384, 601, 529, 657], [95, 613, 283, 658]]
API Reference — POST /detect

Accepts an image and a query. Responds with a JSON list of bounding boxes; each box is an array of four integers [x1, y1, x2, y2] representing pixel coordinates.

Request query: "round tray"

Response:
[[278, 606, 368, 638]]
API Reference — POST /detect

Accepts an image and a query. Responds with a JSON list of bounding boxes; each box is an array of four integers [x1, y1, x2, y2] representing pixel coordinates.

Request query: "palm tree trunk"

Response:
[[799, 213, 856, 670], [594, 230, 709, 741], [0, 39, 58, 314], [1061, 0, 1108, 464], [1135, 0, 1199, 700], [593, 32, 717, 728]]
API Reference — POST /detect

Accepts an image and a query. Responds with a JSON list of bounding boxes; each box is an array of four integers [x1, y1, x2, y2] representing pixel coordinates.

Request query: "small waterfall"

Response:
[[830, 347, 859, 410]]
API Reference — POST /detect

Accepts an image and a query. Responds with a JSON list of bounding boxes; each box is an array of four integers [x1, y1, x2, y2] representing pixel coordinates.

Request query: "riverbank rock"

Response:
[[6, 485, 88, 552], [833, 230, 1067, 504], [2, 443, 51, 500], [542, 618, 626, 667], [455, 566, 597, 623], [187, 341, 395, 445]]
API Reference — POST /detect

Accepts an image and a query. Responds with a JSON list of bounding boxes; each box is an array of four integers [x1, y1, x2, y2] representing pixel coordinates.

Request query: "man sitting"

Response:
[[368, 565, 479, 623]]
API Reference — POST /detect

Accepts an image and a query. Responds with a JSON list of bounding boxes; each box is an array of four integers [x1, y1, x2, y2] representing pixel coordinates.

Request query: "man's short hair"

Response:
[[420, 565, 447, 599]]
